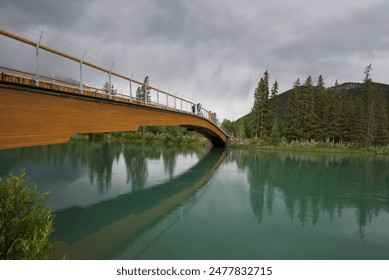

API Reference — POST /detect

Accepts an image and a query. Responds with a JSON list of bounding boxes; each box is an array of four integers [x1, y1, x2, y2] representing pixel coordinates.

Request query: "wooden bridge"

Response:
[[0, 29, 229, 150]]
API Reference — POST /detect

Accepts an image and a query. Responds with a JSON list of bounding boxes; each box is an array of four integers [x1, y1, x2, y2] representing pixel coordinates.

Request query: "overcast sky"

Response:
[[1, 0, 389, 120]]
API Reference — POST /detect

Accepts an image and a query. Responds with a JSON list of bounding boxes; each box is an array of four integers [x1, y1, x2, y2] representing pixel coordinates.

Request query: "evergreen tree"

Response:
[[338, 90, 354, 143], [102, 82, 117, 95], [135, 86, 142, 100], [269, 80, 280, 127], [260, 71, 271, 138], [136, 76, 151, 102], [374, 93, 389, 146], [269, 118, 281, 145], [323, 85, 343, 144], [251, 71, 270, 139], [351, 97, 367, 146], [251, 78, 262, 139], [314, 75, 326, 140], [362, 64, 376, 146], [301, 76, 316, 140], [285, 79, 302, 141]]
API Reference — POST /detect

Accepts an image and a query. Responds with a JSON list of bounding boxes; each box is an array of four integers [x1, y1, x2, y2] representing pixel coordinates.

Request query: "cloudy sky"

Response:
[[1, 0, 389, 120]]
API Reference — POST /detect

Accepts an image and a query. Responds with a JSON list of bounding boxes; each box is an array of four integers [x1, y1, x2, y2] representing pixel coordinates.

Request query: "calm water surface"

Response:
[[1, 140, 389, 260]]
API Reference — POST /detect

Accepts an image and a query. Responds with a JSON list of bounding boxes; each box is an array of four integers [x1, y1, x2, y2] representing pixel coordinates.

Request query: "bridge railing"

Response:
[[0, 28, 230, 137]]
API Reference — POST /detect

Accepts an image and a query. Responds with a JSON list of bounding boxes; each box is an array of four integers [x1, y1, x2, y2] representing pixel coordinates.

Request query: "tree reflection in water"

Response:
[[0, 139, 206, 195], [232, 150, 389, 239]]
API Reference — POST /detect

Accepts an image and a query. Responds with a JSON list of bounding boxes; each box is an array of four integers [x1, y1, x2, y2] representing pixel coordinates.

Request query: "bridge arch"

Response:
[[0, 83, 228, 149]]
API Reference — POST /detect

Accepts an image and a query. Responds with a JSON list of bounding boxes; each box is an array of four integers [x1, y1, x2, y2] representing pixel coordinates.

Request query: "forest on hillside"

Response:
[[223, 64, 389, 147]]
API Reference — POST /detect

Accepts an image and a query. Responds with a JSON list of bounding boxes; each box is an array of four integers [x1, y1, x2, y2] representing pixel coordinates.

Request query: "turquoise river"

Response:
[[1, 139, 389, 260]]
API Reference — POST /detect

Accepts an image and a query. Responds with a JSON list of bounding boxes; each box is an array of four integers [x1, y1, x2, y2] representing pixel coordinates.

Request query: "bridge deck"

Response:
[[0, 72, 228, 149]]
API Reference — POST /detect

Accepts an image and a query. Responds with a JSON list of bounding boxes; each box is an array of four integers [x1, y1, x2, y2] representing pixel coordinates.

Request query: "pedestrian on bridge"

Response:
[[197, 103, 202, 115]]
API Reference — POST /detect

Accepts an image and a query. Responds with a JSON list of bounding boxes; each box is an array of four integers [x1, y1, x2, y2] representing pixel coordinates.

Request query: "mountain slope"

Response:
[[237, 82, 389, 123]]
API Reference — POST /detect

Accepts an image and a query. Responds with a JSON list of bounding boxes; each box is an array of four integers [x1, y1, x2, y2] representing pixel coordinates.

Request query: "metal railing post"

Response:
[[109, 63, 114, 99], [35, 31, 43, 87], [144, 78, 148, 106], [157, 85, 160, 106], [79, 50, 86, 94], [129, 73, 133, 101]]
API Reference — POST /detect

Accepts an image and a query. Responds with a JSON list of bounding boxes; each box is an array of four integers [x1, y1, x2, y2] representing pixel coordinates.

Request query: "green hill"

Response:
[[277, 82, 389, 120], [228, 81, 389, 146], [236, 82, 389, 123]]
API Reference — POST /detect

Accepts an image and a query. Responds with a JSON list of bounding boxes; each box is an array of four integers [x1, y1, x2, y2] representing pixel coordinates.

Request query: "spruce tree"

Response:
[[314, 75, 326, 140], [102, 82, 117, 95], [339, 89, 354, 144], [351, 97, 368, 146], [269, 80, 280, 126], [265, 81, 280, 136], [251, 78, 263, 140], [285, 79, 302, 141], [323, 85, 343, 144], [269, 118, 281, 144], [301, 76, 316, 140], [141, 76, 151, 102], [135, 86, 142, 100], [362, 64, 376, 146], [374, 93, 389, 146], [136, 76, 151, 102], [251, 71, 271, 139], [261, 71, 271, 138]]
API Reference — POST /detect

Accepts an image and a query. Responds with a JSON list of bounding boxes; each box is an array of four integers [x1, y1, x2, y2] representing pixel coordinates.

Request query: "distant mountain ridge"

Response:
[[237, 81, 389, 123], [280, 81, 389, 117]]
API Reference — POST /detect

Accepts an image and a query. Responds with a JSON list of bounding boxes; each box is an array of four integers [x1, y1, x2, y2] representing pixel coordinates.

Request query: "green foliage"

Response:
[[136, 76, 151, 102], [0, 172, 54, 259], [222, 119, 237, 137], [143, 133, 155, 143], [232, 65, 389, 148], [285, 79, 302, 141], [251, 71, 271, 139], [105, 129, 203, 147], [102, 82, 117, 95], [88, 133, 106, 141], [269, 119, 281, 145], [374, 93, 389, 146], [301, 75, 316, 140], [314, 75, 326, 140], [322, 85, 343, 143]]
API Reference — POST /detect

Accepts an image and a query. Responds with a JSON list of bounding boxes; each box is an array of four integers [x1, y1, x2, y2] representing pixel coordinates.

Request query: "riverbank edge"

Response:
[[230, 143, 389, 155], [71, 133, 206, 148]]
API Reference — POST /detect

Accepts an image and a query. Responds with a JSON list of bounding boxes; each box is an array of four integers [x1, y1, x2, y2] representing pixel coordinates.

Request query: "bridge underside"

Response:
[[0, 85, 228, 150]]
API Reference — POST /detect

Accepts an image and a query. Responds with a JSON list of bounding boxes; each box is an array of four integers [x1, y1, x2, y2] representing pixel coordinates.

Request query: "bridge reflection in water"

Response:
[[50, 148, 226, 259]]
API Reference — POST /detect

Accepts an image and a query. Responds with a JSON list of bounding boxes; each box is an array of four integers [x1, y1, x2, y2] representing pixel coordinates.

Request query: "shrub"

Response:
[[162, 134, 175, 145], [143, 133, 155, 143], [0, 172, 54, 259]]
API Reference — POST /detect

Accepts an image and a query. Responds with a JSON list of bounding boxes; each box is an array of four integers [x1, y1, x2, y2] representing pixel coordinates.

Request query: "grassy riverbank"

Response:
[[231, 139, 389, 155], [72, 131, 205, 147]]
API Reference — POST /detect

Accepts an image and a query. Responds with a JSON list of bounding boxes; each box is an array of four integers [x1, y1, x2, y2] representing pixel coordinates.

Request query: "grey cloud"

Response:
[[1, 0, 88, 30], [271, 1, 389, 83], [1, 0, 388, 120]]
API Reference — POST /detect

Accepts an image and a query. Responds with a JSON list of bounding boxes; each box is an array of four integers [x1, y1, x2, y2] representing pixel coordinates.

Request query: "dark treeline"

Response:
[[223, 64, 389, 147]]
